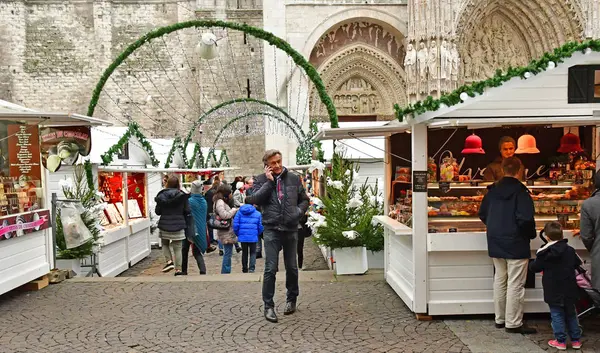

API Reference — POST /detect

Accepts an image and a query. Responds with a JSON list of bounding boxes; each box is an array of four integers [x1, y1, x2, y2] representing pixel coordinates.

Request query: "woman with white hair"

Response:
[[233, 181, 246, 207]]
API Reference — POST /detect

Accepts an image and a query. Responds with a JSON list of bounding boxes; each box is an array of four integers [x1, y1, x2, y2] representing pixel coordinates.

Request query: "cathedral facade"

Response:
[[1, 0, 599, 173]]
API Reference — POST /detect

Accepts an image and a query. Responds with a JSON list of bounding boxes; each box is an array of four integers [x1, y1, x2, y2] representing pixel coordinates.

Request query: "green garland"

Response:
[[84, 159, 94, 191], [164, 136, 181, 169], [183, 98, 305, 150], [296, 120, 324, 165], [87, 21, 338, 128], [189, 143, 200, 169], [100, 122, 160, 167], [395, 39, 600, 121], [205, 148, 231, 168]]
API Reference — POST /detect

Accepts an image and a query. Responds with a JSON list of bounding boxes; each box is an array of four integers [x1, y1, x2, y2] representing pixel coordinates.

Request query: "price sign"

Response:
[[7, 125, 41, 180], [412, 170, 428, 192]]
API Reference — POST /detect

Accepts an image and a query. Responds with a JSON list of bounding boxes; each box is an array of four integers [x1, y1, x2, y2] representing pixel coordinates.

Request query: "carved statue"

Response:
[[428, 40, 439, 93], [404, 43, 417, 94], [440, 40, 451, 92], [417, 41, 429, 94], [450, 42, 460, 90]]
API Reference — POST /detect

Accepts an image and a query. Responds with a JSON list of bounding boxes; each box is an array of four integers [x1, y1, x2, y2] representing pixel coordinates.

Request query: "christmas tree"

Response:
[[309, 145, 384, 251]]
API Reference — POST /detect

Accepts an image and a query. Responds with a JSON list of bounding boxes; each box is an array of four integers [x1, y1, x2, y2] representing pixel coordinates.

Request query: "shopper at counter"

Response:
[[155, 176, 191, 276], [483, 136, 524, 181], [579, 173, 600, 289], [479, 157, 537, 334]]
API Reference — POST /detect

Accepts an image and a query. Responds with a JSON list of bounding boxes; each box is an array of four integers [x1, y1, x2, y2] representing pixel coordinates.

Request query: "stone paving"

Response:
[[0, 280, 469, 353]]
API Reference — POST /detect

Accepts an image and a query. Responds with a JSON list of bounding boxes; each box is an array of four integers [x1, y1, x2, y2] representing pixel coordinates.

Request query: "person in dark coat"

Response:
[[529, 222, 582, 350], [579, 172, 600, 290], [155, 176, 190, 276], [297, 211, 311, 270], [479, 157, 537, 334], [205, 179, 220, 248], [245, 149, 310, 323]]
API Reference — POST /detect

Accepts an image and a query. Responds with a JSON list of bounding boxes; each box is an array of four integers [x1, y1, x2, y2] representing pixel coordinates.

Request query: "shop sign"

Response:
[[0, 210, 50, 241], [40, 126, 92, 172], [7, 125, 42, 180], [412, 171, 428, 192]]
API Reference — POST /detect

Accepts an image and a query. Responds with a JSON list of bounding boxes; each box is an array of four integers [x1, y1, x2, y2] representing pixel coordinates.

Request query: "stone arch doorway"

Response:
[[454, 0, 585, 83], [308, 20, 407, 122]]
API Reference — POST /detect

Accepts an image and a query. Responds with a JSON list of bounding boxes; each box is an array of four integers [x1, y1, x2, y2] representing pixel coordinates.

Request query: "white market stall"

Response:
[[316, 50, 600, 316], [0, 100, 110, 294]]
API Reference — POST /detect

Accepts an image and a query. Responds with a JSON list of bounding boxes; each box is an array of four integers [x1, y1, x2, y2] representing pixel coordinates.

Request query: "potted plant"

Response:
[[55, 162, 104, 276], [309, 146, 384, 275]]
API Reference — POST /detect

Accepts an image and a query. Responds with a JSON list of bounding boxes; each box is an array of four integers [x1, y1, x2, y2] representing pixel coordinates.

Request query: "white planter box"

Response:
[[56, 259, 82, 276], [333, 246, 368, 275], [367, 250, 384, 269]]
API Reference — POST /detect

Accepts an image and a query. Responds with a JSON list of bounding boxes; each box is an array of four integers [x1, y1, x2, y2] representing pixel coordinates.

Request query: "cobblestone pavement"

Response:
[[119, 236, 329, 277], [0, 280, 469, 353]]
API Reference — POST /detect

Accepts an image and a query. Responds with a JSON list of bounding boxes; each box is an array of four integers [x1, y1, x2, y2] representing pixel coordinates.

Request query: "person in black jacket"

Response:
[[479, 157, 537, 334], [246, 149, 310, 323], [529, 222, 582, 350], [155, 176, 191, 276], [205, 178, 220, 248]]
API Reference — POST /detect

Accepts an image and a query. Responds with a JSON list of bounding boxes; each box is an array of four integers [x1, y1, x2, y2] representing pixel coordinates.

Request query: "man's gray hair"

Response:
[[262, 149, 282, 165]]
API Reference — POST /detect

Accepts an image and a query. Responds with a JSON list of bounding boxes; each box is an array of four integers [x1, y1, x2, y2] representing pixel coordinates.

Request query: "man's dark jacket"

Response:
[[245, 168, 310, 232], [529, 239, 581, 306], [479, 176, 536, 259], [205, 188, 216, 215], [155, 188, 190, 232]]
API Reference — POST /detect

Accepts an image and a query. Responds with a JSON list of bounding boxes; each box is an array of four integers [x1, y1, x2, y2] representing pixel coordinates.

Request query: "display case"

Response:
[[0, 176, 43, 216], [426, 180, 593, 233]]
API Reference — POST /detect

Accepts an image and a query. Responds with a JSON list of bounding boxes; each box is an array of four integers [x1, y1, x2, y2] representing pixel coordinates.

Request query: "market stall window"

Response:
[[0, 122, 43, 216], [595, 69, 600, 99], [126, 173, 146, 219], [98, 172, 125, 227]]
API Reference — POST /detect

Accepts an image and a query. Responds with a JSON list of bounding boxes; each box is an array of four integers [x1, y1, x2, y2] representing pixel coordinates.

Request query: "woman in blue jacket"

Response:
[[233, 204, 264, 273]]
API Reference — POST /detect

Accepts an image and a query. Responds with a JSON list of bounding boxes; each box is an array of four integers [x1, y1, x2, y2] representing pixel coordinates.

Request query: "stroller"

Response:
[[538, 230, 600, 322]]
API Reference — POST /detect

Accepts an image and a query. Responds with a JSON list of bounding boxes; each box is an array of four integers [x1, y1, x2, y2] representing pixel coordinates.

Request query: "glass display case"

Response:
[[427, 180, 593, 233], [0, 176, 43, 216]]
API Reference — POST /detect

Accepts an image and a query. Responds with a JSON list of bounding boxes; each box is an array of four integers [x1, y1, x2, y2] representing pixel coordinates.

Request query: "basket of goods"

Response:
[[395, 167, 411, 182], [439, 150, 459, 182], [574, 157, 596, 180], [427, 157, 437, 182]]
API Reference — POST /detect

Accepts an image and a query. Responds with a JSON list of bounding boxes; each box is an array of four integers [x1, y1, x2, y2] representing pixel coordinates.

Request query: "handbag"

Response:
[[208, 213, 231, 230], [185, 213, 196, 242]]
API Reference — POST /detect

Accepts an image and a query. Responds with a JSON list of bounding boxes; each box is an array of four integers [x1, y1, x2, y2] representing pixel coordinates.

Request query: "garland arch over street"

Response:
[[87, 20, 339, 130]]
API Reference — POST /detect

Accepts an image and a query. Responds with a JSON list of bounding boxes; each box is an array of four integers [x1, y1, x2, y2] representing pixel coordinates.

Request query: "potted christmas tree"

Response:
[[55, 162, 104, 276], [309, 146, 384, 275]]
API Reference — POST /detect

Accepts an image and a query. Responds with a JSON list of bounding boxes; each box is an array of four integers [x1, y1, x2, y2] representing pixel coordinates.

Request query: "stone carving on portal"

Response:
[[417, 42, 428, 94], [459, 13, 530, 82], [310, 45, 406, 121], [309, 21, 406, 69], [333, 78, 382, 115]]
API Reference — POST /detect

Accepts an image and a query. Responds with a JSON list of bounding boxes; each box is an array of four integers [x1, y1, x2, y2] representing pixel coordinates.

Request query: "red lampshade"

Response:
[[462, 134, 485, 154], [557, 133, 583, 153]]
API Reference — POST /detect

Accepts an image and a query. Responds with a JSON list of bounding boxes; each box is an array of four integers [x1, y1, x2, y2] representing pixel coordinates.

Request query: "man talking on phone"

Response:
[[245, 149, 310, 323]]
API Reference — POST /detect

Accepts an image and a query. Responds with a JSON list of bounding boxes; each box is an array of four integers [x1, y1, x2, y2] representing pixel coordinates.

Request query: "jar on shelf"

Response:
[[427, 157, 437, 182], [439, 150, 458, 182]]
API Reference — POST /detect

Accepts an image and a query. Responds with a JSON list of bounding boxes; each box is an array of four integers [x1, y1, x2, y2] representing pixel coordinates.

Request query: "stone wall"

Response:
[[0, 0, 266, 177]]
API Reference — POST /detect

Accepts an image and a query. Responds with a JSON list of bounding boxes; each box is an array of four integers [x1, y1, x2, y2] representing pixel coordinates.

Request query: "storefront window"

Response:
[[0, 122, 43, 216], [126, 173, 146, 219], [99, 172, 125, 228], [594, 70, 600, 98]]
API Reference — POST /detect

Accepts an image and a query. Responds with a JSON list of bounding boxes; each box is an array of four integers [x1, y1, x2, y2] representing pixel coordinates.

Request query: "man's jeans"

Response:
[[263, 229, 299, 309], [550, 304, 581, 343], [492, 258, 528, 329], [221, 244, 234, 274]]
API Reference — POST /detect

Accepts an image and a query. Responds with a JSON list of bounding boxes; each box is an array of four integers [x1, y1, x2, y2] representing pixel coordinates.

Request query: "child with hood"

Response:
[[529, 222, 582, 350], [233, 204, 263, 273]]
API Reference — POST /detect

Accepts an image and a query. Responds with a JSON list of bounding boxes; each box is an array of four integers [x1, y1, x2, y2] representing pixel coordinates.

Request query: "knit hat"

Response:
[[236, 181, 244, 190], [190, 180, 203, 194]]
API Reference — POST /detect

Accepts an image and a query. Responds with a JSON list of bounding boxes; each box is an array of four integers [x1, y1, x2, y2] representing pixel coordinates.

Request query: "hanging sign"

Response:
[[7, 124, 42, 181], [412, 171, 428, 192], [40, 126, 92, 172], [0, 210, 50, 241]]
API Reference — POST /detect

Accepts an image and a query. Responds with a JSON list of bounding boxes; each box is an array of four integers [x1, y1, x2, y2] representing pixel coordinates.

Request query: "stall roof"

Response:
[[315, 120, 410, 141], [414, 51, 600, 125], [0, 100, 112, 127], [97, 166, 237, 173]]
